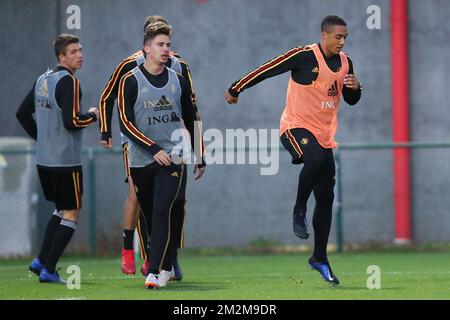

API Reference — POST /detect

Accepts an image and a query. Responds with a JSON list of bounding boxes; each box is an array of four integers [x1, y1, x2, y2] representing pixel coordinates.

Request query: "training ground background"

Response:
[[1, 252, 450, 300], [0, 0, 450, 282]]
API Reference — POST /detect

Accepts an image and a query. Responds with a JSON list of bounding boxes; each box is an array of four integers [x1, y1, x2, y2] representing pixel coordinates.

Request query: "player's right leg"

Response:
[[311, 149, 335, 263], [129, 164, 157, 287], [121, 142, 140, 275], [308, 149, 339, 285], [29, 208, 62, 276], [38, 169, 82, 284], [280, 128, 327, 239], [30, 168, 63, 276], [121, 177, 140, 274], [169, 164, 188, 281], [137, 210, 149, 276], [143, 163, 183, 289]]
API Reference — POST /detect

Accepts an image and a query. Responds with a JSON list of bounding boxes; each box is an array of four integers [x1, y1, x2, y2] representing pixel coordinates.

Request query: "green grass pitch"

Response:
[[0, 252, 449, 299]]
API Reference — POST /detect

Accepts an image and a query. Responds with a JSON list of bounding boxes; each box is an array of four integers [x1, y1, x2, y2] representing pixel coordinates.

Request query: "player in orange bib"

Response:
[[225, 16, 362, 285]]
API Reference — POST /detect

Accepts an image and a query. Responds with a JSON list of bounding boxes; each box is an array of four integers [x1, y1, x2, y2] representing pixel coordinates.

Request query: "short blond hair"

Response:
[[143, 15, 168, 32], [143, 22, 172, 44]]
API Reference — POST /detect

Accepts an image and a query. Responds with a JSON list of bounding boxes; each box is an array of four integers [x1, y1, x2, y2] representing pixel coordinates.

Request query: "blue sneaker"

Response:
[[308, 256, 340, 285], [29, 258, 44, 276], [39, 268, 66, 284], [293, 212, 309, 239]]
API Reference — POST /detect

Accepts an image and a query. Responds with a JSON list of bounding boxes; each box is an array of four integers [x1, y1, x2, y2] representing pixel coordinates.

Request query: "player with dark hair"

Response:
[[118, 22, 205, 288], [225, 15, 362, 285], [16, 34, 99, 283], [99, 16, 203, 278]]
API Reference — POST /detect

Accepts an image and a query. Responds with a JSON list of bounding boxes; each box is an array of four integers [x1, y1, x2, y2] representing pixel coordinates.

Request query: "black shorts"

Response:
[[37, 166, 83, 211], [280, 128, 321, 165]]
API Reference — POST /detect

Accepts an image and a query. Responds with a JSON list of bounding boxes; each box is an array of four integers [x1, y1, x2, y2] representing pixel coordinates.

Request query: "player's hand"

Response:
[[344, 74, 360, 90], [89, 106, 100, 119], [154, 150, 172, 166], [224, 91, 238, 104], [193, 165, 206, 180], [100, 138, 112, 149]]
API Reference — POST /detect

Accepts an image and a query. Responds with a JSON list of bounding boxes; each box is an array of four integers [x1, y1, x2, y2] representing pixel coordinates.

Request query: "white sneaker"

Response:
[[144, 273, 159, 289], [158, 268, 175, 287]]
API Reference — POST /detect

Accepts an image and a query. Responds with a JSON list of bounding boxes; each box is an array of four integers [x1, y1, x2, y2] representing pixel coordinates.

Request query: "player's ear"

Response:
[[58, 53, 65, 64], [143, 41, 151, 54]]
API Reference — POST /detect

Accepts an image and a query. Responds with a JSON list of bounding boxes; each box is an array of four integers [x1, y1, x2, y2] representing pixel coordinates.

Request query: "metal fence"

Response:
[[1, 141, 450, 258], [334, 141, 450, 252]]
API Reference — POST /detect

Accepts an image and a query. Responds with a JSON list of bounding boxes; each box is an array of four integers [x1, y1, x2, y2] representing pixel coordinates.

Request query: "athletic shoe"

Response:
[[308, 256, 340, 285], [158, 268, 175, 287], [173, 258, 183, 281], [39, 268, 66, 284], [144, 273, 159, 289], [140, 260, 149, 277], [293, 212, 309, 239], [121, 249, 136, 275], [29, 258, 44, 276]]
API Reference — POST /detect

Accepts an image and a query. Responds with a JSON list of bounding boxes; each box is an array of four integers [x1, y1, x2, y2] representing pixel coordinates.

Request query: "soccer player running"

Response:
[[225, 16, 361, 285], [118, 22, 205, 288], [16, 34, 99, 283], [99, 15, 203, 278]]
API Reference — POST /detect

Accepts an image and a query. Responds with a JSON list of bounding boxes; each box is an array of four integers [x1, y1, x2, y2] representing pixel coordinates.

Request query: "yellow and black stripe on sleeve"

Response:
[[70, 76, 96, 127], [170, 50, 181, 59], [178, 58, 204, 159], [179, 59, 197, 105], [192, 113, 205, 163], [117, 72, 156, 147], [231, 46, 310, 94], [99, 54, 138, 134]]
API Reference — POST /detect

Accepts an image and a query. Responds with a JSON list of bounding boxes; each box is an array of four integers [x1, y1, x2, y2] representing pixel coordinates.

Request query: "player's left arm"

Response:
[[179, 59, 205, 163], [343, 57, 362, 105], [58, 75, 97, 130], [178, 74, 206, 179]]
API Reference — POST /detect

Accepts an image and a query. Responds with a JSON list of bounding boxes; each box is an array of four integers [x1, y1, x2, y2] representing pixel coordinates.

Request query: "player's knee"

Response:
[[62, 209, 80, 221], [317, 188, 334, 205], [315, 179, 335, 201], [304, 153, 326, 171]]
